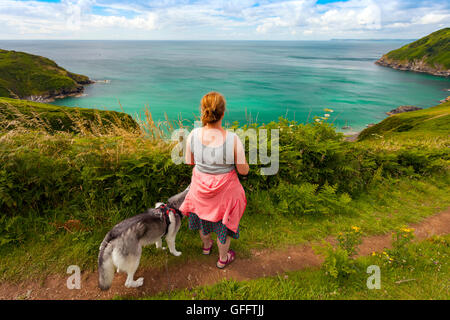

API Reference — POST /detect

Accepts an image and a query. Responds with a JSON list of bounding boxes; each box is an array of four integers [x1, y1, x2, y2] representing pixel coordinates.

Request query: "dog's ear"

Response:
[[167, 186, 190, 209], [155, 202, 164, 208]]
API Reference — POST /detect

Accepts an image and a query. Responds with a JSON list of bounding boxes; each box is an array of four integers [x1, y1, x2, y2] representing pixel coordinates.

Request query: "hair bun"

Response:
[[200, 92, 226, 125]]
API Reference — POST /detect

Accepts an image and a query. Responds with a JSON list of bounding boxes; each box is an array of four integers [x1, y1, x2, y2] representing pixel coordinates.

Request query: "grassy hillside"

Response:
[[376, 28, 450, 76], [0, 97, 139, 134], [0, 49, 92, 100], [358, 101, 450, 141]]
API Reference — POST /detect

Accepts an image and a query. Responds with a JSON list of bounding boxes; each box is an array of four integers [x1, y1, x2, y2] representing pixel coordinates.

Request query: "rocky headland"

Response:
[[375, 28, 450, 77], [0, 49, 93, 103]]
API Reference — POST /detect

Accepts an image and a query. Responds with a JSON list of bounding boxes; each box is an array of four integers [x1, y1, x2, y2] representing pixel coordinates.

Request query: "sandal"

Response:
[[202, 240, 214, 255], [216, 250, 236, 269]]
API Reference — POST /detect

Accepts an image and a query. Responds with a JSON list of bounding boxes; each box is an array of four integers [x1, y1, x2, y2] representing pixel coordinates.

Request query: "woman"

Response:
[[179, 92, 249, 269]]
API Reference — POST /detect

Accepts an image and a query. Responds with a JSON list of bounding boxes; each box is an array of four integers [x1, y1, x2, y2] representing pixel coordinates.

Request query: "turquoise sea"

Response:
[[1, 40, 449, 132]]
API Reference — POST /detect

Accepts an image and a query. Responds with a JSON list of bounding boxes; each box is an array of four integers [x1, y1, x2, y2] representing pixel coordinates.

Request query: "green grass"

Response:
[[241, 173, 450, 250], [137, 235, 450, 300], [381, 28, 450, 70], [358, 101, 450, 141], [0, 49, 91, 99]]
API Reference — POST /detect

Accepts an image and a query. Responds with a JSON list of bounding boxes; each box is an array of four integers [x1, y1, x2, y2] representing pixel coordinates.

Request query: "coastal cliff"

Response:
[[375, 28, 450, 77], [0, 49, 93, 102], [376, 56, 450, 77]]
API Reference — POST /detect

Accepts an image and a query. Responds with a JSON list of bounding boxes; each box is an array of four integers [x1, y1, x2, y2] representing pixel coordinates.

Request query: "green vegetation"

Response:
[[358, 101, 450, 141], [0, 97, 139, 134], [0, 49, 91, 99], [0, 99, 448, 303], [142, 235, 449, 300], [376, 28, 450, 75], [390, 28, 450, 66]]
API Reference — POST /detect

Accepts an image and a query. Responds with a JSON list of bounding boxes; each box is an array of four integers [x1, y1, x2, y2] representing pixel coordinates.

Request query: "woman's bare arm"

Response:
[[234, 135, 249, 176], [185, 132, 195, 165]]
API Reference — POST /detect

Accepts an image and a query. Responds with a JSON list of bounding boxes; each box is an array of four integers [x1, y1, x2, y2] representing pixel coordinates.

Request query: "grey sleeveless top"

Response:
[[191, 128, 236, 175]]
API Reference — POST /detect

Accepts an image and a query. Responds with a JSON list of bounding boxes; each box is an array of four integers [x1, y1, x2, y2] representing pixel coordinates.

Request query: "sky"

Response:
[[0, 0, 449, 40]]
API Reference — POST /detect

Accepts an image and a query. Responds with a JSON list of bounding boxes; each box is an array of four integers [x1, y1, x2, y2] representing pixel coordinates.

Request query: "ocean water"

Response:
[[1, 40, 449, 132]]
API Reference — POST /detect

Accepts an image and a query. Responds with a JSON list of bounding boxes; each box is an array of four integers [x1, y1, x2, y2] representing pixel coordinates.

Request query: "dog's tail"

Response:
[[98, 235, 115, 291]]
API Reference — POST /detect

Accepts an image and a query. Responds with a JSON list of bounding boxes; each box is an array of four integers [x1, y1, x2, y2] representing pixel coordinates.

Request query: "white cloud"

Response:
[[87, 13, 158, 30], [416, 12, 450, 25], [0, 0, 160, 38], [0, 0, 448, 39]]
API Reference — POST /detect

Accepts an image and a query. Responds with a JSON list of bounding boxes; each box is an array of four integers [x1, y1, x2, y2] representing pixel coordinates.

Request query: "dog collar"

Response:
[[158, 204, 184, 219], [157, 204, 183, 236]]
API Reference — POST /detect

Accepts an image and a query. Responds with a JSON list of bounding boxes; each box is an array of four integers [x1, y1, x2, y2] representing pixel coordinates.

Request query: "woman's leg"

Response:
[[217, 236, 231, 265], [199, 230, 213, 248]]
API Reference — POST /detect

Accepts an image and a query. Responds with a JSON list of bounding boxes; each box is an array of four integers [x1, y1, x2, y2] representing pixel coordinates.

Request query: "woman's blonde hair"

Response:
[[200, 92, 226, 125]]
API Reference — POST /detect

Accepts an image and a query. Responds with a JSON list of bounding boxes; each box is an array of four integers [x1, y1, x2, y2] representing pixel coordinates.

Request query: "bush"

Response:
[[240, 117, 448, 199], [320, 245, 358, 280], [271, 182, 354, 216], [337, 226, 363, 257], [315, 226, 363, 281], [373, 227, 416, 268], [0, 132, 192, 219]]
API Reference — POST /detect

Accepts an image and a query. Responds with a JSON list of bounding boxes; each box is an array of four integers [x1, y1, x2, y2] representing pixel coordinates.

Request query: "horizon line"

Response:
[[0, 38, 416, 42]]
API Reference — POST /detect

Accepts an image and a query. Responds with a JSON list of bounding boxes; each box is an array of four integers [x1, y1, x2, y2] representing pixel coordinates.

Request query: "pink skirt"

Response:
[[179, 167, 246, 233]]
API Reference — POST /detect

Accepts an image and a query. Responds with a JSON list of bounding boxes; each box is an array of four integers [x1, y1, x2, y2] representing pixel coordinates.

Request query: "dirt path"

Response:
[[343, 132, 361, 142], [1, 207, 449, 300]]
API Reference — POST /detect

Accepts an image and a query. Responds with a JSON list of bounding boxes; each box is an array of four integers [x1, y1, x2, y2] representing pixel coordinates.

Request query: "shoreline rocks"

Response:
[[386, 105, 423, 116], [440, 96, 450, 104], [345, 104, 428, 142], [24, 79, 94, 103], [376, 56, 450, 77]]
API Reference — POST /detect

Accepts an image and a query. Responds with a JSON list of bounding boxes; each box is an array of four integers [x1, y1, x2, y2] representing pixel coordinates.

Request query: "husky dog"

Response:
[[98, 187, 189, 290]]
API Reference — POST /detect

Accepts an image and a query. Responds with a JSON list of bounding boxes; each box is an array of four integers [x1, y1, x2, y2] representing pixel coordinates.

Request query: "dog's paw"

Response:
[[135, 277, 144, 287], [171, 251, 182, 257], [125, 277, 144, 288]]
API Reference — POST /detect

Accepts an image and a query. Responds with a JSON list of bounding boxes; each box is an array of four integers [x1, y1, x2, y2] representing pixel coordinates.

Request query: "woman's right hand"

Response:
[[234, 135, 249, 176]]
